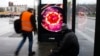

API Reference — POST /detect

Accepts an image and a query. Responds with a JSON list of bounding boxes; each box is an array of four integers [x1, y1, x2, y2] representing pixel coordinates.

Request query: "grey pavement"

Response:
[[0, 17, 95, 56], [0, 17, 56, 56]]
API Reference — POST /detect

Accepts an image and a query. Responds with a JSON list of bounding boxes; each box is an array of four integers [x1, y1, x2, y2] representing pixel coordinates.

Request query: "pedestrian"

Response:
[[48, 23, 79, 56], [15, 8, 36, 56]]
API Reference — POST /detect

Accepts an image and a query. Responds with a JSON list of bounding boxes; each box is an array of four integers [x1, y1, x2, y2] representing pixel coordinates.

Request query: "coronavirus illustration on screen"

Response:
[[41, 4, 63, 32]]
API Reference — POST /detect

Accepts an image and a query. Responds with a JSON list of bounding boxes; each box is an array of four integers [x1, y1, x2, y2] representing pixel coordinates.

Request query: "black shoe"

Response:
[[28, 51, 35, 56], [14, 51, 18, 56]]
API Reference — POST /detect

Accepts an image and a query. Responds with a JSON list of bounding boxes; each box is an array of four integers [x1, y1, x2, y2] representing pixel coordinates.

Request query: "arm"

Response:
[[20, 11, 24, 20], [30, 15, 37, 31]]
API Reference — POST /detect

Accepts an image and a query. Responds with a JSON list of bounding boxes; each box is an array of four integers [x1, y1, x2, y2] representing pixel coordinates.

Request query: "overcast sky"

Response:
[[0, 0, 34, 7], [0, 0, 96, 7], [76, 0, 96, 4]]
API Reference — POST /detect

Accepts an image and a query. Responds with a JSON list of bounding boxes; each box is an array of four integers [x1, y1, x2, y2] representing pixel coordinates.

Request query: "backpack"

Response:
[[14, 19, 21, 34]]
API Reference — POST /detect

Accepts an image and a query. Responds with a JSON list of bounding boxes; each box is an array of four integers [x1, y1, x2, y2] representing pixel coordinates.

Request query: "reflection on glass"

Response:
[[75, 0, 96, 56], [77, 7, 87, 30], [67, 0, 72, 29]]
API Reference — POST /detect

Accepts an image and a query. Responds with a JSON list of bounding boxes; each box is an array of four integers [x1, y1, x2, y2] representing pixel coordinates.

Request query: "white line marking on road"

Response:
[[85, 27, 95, 33], [76, 29, 94, 43]]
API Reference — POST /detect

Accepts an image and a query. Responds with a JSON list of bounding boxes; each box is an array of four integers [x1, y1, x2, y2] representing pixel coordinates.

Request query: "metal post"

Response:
[[72, 0, 76, 32], [94, 0, 100, 56], [38, 0, 41, 41], [63, 0, 67, 23]]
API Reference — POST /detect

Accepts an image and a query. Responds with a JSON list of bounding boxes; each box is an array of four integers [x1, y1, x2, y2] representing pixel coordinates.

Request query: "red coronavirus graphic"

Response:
[[46, 12, 60, 25], [41, 5, 63, 32]]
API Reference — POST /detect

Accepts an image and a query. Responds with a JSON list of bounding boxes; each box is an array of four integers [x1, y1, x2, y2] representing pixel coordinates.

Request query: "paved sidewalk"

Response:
[[0, 17, 94, 56]]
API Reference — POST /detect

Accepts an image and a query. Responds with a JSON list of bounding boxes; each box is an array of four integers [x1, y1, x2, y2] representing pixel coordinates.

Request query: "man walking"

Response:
[[15, 8, 36, 56]]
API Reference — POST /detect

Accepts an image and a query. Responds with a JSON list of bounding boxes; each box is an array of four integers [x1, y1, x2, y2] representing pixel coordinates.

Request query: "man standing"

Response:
[[15, 8, 36, 56]]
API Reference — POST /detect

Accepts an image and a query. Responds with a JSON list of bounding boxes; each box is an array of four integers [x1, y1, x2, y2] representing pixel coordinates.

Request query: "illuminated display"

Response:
[[41, 4, 63, 32]]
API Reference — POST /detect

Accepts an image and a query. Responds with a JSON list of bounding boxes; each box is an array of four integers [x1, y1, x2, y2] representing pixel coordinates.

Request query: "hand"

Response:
[[50, 49, 53, 52]]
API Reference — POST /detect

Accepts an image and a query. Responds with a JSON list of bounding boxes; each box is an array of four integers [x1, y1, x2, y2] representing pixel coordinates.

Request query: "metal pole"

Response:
[[94, 0, 100, 56], [72, 0, 76, 32], [63, 0, 67, 23]]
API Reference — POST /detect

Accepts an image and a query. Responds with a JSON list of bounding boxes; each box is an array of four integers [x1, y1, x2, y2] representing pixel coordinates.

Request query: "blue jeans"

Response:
[[16, 32, 33, 53]]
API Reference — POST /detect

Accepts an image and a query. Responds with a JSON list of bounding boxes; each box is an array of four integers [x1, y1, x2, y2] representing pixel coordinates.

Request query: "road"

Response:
[[76, 16, 95, 43], [67, 16, 95, 43], [75, 17, 95, 56]]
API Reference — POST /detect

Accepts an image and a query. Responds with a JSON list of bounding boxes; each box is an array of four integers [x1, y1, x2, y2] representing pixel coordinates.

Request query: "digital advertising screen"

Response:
[[41, 4, 63, 32], [38, 0, 64, 42]]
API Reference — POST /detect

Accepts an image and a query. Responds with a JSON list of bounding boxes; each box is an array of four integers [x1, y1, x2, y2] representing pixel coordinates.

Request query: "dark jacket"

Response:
[[49, 28, 79, 56]]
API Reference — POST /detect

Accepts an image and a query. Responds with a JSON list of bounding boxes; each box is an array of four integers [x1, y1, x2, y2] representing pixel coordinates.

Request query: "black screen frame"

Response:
[[38, 0, 67, 42]]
